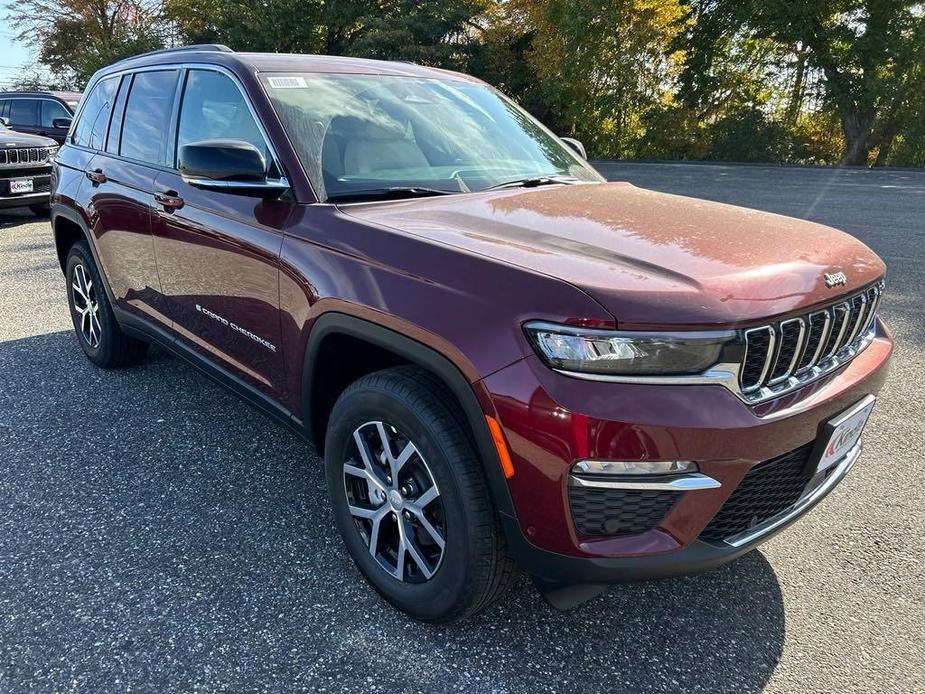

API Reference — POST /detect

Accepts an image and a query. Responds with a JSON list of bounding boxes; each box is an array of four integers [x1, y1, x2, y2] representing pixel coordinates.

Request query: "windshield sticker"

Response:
[[268, 76, 307, 89]]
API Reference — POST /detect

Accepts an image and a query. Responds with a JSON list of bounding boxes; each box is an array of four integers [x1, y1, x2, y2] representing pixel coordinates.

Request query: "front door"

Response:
[[151, 68, 292, 399], [82, 71, 177, 327], [39, 99, 74, 144]]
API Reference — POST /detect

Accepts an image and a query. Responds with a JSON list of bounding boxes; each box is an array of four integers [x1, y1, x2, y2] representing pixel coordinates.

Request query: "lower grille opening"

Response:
[[699, 443, 815, 544], [569, 486, 680, 536]]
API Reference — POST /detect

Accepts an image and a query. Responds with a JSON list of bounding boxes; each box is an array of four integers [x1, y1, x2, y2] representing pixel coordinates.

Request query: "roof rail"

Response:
[[109, 44, 233, 66]]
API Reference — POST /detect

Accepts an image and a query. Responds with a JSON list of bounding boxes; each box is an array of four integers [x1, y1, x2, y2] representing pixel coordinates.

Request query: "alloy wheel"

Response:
[[343, 421, 446, 582], [71, 263, 102, 348]]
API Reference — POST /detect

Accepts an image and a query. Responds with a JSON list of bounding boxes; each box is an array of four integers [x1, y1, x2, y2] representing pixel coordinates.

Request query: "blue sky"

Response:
[[0, 15, 35, 88]]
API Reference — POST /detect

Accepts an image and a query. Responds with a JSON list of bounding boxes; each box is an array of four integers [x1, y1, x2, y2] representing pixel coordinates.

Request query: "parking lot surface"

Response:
[[0, 163, 922, 693]]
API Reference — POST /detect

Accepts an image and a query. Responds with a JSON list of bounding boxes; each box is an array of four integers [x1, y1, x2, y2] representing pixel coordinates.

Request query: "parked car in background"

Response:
[[0, 91, 81, 145], [50, 45, 893, 622], [0, 118, 57, 214]]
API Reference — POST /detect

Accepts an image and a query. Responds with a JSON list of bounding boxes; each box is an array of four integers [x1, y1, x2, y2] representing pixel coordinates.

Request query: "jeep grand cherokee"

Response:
[[50, 45, 893, 622]]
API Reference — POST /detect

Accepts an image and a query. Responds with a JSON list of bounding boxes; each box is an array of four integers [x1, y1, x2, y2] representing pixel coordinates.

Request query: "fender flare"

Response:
[[301, 312, 517, 519], [50, 204, 120, 307]]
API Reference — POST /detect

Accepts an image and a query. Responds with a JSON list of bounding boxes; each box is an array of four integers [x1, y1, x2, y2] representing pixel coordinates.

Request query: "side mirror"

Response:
[[561, 137, 587, 160], [52, 117, 73, 129], [178, 139, 287, 198], [0, 117, 9, 127]]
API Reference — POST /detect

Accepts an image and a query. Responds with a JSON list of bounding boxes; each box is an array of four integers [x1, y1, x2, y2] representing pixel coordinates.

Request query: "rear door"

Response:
[[81, 70, 177, 326], [7, 98, 40, 136], [152, 67, 292, 399]]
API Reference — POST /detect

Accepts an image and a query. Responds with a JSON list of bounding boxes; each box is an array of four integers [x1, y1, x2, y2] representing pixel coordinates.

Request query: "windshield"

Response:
[[260, 73, 603, 201]]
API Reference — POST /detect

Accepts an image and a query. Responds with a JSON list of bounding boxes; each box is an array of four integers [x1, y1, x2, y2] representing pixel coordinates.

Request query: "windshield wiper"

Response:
[[484, 175, 580, 191], [326, 186, 457, 203]]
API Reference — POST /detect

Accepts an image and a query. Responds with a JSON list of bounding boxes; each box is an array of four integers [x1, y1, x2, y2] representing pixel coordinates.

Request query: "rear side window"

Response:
[[120, 70, 179, 165], [41, 100, 72, 128], [9, 99, 38, 126], [72, 78, 118, 149], [176, 70, 270, 165]]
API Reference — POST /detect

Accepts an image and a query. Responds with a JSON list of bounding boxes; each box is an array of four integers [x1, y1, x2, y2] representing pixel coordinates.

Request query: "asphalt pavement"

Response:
[[1, 162, 923, 693]]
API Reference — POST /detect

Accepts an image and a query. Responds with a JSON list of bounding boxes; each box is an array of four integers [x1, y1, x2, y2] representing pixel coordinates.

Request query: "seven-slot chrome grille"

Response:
[[739, 282, 883, 398], [0, 147, 54, 167]]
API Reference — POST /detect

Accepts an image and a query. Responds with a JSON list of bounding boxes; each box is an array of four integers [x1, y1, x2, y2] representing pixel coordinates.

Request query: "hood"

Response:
[[341, 182, 885, 328], [0, 128, 58, 148]]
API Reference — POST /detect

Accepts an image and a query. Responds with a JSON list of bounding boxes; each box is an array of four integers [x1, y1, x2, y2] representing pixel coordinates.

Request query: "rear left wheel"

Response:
[[65, 241, 148, 368]]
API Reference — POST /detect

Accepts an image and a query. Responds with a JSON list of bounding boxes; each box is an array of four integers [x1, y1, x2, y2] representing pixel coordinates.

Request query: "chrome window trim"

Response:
[[68, 63, 287, 188], [181, 176, 290, 191]]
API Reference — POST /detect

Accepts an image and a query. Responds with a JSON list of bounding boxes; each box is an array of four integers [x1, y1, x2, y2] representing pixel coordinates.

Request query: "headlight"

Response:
[[524, 321, 737, 376]]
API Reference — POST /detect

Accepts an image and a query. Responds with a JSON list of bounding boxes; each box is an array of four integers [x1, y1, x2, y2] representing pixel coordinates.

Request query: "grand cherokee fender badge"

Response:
[[196, 304, 277, 352], [824, 271, 847, 288]]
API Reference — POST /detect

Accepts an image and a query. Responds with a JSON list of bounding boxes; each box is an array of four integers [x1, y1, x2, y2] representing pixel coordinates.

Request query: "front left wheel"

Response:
[[65, 240, 148, 368], [324, 366, 518, 622]]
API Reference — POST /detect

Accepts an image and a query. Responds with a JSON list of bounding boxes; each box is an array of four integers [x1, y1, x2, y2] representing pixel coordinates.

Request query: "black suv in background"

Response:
[[0, 119, 57, 213], [0, 91, 82, 144]]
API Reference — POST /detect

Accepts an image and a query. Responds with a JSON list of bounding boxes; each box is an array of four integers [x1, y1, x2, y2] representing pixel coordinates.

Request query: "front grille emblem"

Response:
[[824, 271, 848, 287]]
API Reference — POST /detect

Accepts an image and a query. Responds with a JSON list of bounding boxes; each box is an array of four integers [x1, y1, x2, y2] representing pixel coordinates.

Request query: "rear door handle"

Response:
[[155, 191, 184, 210], [85, 168, 106, 184]]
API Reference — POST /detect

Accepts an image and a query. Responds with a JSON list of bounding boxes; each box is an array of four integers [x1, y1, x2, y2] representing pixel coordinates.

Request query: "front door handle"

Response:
[[155, 191, 184, 210], [85, 168, 106, 184]]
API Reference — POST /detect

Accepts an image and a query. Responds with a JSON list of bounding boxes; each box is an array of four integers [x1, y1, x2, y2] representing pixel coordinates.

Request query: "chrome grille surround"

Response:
[[737, 282, 883, 403], [552, 281, 884, 406], [0, 147, 55, 168]]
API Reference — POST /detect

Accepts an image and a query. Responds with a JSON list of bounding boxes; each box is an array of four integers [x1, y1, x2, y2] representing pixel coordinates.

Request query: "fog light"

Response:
[[573, 460, 697, 476]]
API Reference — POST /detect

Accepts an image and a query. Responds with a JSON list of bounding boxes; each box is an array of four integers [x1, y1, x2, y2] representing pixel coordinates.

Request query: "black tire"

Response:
[[30, 203, 50, 217], [65, 240, 148, 368], [324, 366, 518, 622]]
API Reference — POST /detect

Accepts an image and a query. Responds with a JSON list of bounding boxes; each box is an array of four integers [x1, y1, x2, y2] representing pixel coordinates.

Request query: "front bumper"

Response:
[[483, 319, 892, 583], [0, 168, 52, 209], [0, 191, 50, 209]]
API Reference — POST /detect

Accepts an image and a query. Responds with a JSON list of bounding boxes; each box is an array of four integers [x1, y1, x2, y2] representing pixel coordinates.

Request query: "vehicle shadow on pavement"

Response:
[[0, 330, 784, 693]]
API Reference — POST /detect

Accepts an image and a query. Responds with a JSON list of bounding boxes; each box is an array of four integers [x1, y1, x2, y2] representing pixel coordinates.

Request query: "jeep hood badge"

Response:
[[824, 271, 847, 287]]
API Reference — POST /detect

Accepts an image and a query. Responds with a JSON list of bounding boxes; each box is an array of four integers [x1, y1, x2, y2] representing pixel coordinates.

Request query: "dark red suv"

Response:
[[50, 45, 893, 622]]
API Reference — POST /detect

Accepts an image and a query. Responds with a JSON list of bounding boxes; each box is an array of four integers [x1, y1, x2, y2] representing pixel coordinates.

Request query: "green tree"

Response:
[[5, 0, 167, 86], [683, 0, 925, 165], [169, 0, 488, 70], [165, 0, 324, 53], [485, 0, 688, 158]]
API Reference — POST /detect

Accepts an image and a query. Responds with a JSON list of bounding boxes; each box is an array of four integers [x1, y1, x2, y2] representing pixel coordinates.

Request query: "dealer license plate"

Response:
[[9, 178, 34, 194], [813, 395, 876, 473]]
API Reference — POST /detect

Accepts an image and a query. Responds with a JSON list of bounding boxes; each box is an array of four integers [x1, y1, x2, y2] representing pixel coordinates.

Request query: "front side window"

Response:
[[41, 100, 72, 128], [9, 99, 38, 126], [120, 70, 179, 165], [72, 78, 118, 149], [261, 73, 602, 201], [177, 70, 270, 167]]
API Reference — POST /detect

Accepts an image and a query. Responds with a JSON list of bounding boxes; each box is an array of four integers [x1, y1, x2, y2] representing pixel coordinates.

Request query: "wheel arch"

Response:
[[302, 312, 517, 519], [51, 210, 88, 273]]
